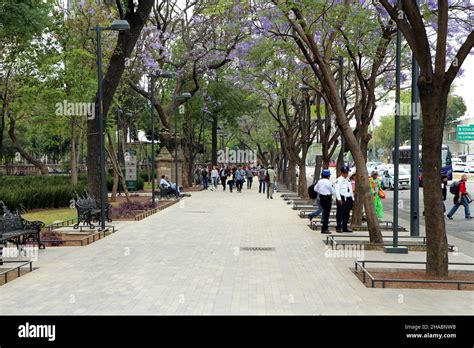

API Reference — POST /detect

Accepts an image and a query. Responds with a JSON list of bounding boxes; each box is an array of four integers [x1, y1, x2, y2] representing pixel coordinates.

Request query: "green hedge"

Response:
[[0, 176, 88, 211], [0, 175, 143, 211]]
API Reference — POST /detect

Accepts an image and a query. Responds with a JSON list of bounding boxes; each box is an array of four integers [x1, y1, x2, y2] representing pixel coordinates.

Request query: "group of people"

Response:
[[308, 166, 357, 234], [194, 164, 277, 198]]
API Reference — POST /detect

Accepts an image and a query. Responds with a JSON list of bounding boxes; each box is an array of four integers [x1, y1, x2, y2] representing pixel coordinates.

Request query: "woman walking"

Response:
[[227, 169, 235, 193]]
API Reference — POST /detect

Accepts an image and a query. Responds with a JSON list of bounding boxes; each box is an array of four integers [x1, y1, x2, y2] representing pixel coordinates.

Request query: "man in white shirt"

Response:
[[335, 165, 354, 232], [313, 169, 335, 234], [160, 175, 170, 189]]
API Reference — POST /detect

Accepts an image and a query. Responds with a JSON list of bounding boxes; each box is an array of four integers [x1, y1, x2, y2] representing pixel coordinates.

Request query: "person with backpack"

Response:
[[312, 169, 334, 234], [447, 174, 472, 219], [219, 165, 228, 191], [201, 166, 209, 190], [307, 178, 322, 223]]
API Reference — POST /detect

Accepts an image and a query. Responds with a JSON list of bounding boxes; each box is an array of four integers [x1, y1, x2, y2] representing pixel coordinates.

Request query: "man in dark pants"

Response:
[[335, 165, 354, 232], [219, 165, 228, 191], [313, 169, 335, 234]]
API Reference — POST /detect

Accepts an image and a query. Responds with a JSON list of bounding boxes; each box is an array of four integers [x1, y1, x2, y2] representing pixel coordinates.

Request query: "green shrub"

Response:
[[0, 174, 144, 211], [0, 176, 87, 211]]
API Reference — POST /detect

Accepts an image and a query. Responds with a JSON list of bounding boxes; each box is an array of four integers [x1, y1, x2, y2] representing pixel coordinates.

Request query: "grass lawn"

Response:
[[143, 182, 152, 190], [23, 208, 77, 226]]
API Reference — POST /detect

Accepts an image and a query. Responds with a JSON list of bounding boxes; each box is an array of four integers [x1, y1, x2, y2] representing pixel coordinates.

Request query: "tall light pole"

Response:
[[410, 0, 420, 237], [148, 71, 173, 208], [385, 0, 408, 254], [173, 92, 192, 196], [116, 108, 123, 195], [92, 19, 130, 231]]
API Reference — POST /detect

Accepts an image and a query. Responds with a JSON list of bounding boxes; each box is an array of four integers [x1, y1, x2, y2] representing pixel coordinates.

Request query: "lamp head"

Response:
[[181, 92, 192, 99], [109, 19, 130, 31]]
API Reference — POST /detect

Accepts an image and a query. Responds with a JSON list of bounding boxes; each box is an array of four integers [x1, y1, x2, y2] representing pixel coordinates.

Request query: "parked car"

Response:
[[464, 162, 474, 173], [381, 167, 411, 190], [453, 161, 467, 172]]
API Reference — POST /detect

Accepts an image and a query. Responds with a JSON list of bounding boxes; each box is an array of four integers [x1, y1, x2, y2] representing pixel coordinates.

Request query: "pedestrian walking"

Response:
[[210, 166, 219, 191], [266, 166, 277, 199], [311, 169, 334, 234], [227, 169, 235, 193], [447, 174, 472, 219], [441, 174, 448, 212], [369, 170, 384, 219], [219, 165, 228, 191], [201, 166, 209, 190], [258, 166, 266, 194], [246, 166, 254, 189], [335, 165, 354, 232], [235, 166, 246, 192]]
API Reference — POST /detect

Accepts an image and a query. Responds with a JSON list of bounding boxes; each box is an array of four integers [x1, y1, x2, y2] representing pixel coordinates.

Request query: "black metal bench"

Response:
[[0, 201, 45, 265], [73, 194, 111, 230], [159, 184, 177, 200]]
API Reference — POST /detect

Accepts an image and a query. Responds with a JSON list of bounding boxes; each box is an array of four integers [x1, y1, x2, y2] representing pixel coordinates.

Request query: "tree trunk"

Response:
[[313, 155, 322, 184], [298, 163, 308, 197], [111, 172, 119, 203], [288, 158, 297, 192], [7, 115, 48, 175], [352, 131, 370, 226], [86, 0, 154, 199], [106, 132, 131, 203], [420, 87, 449, 278], [336, 145, 344, 177], [211, 115, 218, 165], [71, 116, 78, 187]]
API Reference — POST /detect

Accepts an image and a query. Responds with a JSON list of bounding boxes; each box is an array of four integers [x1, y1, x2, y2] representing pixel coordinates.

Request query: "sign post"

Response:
[[125, 150, 137, 191]]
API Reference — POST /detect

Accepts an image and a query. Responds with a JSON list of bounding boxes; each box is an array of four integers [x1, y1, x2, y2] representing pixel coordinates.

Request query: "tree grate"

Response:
[[240, 247, 275, 251]]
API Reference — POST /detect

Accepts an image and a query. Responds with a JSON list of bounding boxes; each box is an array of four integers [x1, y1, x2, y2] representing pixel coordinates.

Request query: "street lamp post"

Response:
[[148, 71, 173, 208], [410, 0, 420, 238], [384, 0, 408, 254], [173, 92, 192, 196], [116, 108, 123, 195], [93, 19, 130, 231]]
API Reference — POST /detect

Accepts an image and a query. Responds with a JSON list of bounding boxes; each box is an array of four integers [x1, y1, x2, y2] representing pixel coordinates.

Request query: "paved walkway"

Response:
[[1, 186, 473, 315]]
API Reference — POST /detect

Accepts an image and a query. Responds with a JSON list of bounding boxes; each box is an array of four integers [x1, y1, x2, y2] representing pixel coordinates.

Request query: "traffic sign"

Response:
[[457, 125, 474, 141]]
